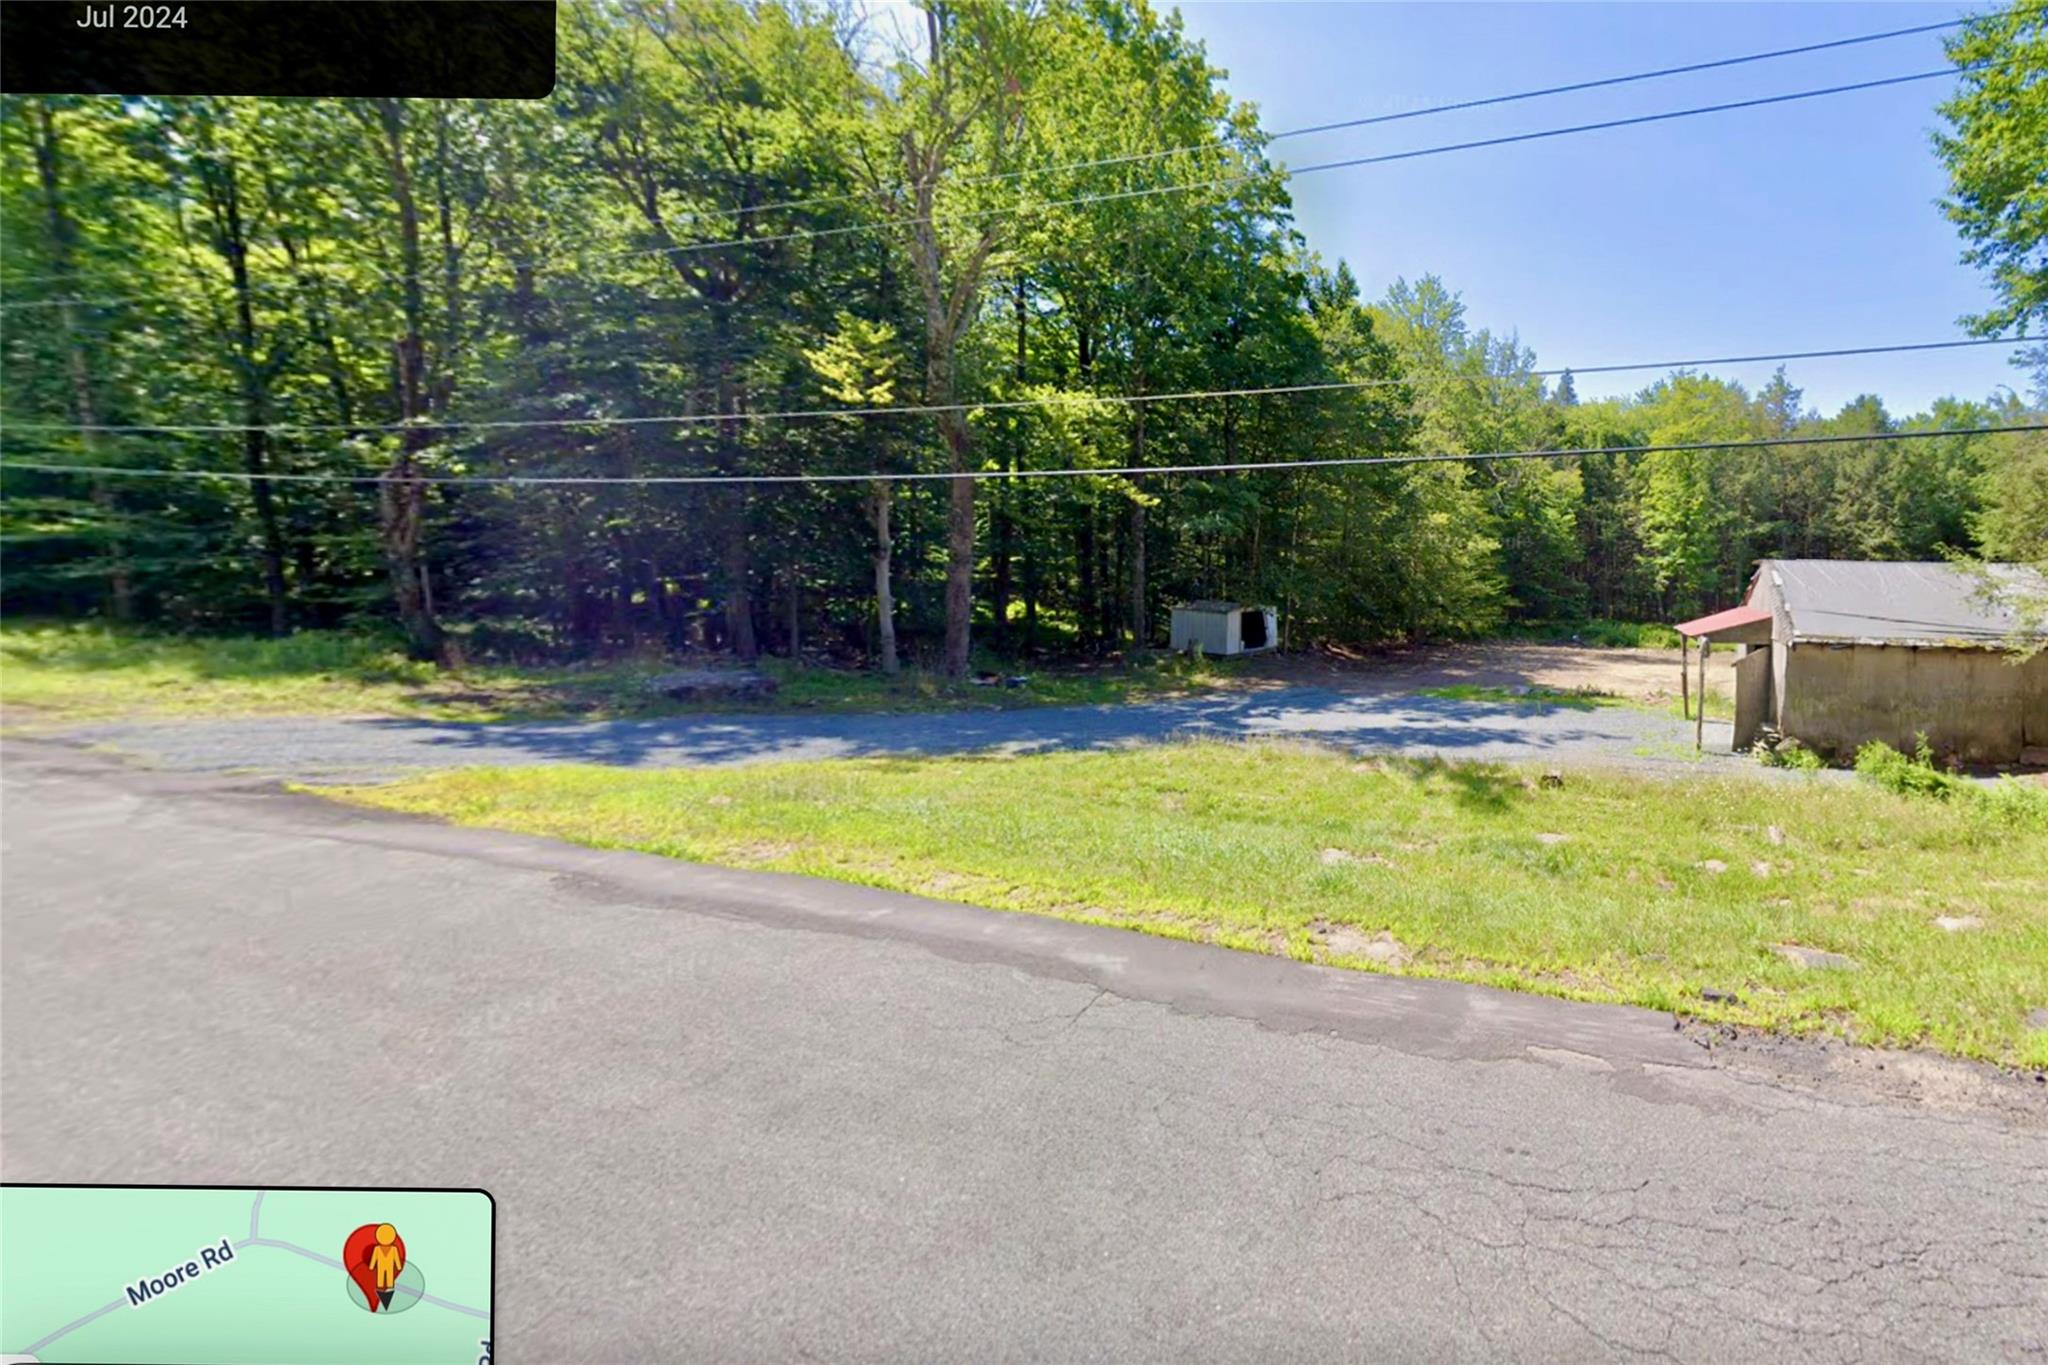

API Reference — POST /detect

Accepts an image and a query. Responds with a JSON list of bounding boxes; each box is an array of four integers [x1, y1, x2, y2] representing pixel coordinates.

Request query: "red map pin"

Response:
[[343, 1222, 407, 1313]]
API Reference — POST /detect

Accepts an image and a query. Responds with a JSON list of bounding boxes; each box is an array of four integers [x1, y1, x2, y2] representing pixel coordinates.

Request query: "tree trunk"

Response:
[[372, 99, 446, 661], [713, 314, 758, 660], [1100, 508, 1121, 653], [32, 102, 132, 621], [1129, 409, 1148, 657], [719, 489, 756, 660], [871, 480, 900, 675], [992, 276, 1027, 651], [937, 408, 975, 678], [785, 570, 801, 661], [385, 336, 441, 660], [1076, 514, 1097, 653], [1130, 500, 1148, 657], [1023, 552, 1040, 656], [244, 426, 290, 636], [216, 159, 289, 636]]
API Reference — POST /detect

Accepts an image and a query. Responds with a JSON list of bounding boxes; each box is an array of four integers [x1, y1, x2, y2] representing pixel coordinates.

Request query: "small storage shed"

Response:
[[1678, 560, 2048, 764], [1169, 601, 1279, 657]]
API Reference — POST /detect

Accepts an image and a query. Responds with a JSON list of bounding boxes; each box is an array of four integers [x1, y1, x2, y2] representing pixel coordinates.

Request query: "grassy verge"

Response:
[[326, 741, 2048, 1067], [0, 623, 1223, 725], [1414, 684, 1628, 710], [1417, 681, 1738, 725]]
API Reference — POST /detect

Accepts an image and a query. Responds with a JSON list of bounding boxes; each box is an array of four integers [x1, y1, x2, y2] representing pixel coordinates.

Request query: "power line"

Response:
[[396, 64, 2008, 272], [2, 336, 2026, 435], [544, 19, 1981, 244], [0, 16, 1966, 299], [6, 422, 2041, 489], [627, 64, 1980, 267], [0, 61, 1987, 314]]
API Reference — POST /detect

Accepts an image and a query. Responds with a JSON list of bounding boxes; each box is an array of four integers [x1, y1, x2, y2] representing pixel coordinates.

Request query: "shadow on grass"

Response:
[[1417, 757, 1521, 812]]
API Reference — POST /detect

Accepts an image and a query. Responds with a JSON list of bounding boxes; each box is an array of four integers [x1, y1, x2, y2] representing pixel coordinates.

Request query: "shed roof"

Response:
[[1674, 604, 1772, 640], [1760, 559, 2046, 647], [1175, 600, 1246, 614]]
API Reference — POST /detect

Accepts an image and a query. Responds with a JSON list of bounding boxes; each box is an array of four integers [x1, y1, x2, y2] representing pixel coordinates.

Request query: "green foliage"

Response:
[[1977, 775, 2048, 832], [1854, 736, 2048, 830], [1855, 736, 1968, 799], [1756, 736, 1826, 771], [1506, 619, 1681, 649], [1936, 0, 2048, 343]]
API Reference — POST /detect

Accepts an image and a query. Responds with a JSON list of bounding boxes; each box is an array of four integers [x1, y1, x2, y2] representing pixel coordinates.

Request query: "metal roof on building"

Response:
[[1759, 559, 2046, 647], [1674, 604, 1773, 639]]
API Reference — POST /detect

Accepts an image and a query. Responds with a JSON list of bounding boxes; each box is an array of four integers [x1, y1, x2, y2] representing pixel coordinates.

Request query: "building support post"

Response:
[[1680, 635, 1690, 720], [1695, 639, 1709, 752]]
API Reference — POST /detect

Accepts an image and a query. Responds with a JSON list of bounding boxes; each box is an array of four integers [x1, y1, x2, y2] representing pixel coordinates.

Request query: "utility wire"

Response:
[[531, 19, 1984, 241], [605, 64, 1983, 266], [6, 423, 2042, 489], [0, 16, 1965, 297], [2, 336, 2026, 436], [0, 60, 1987, 314]]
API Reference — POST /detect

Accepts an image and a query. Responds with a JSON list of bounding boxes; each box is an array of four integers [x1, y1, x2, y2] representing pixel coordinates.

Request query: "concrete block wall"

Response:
[[1780, 644, 2048, 765]]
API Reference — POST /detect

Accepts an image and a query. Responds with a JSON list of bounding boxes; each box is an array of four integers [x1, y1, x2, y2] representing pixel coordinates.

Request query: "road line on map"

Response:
[[20, 1297, 125, 1355]]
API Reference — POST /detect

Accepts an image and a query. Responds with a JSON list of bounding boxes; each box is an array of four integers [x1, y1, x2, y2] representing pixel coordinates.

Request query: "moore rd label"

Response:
[[126, 1238, 235, 1307]]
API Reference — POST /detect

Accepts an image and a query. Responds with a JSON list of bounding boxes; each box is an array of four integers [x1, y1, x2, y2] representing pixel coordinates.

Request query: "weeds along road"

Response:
[[3, 743, 2041, 1361], [63, 685, 1748, 781]]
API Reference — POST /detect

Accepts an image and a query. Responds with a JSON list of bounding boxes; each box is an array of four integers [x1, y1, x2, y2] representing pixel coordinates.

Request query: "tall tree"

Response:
[[1936, 0, 2048, 390], [869, 0, 1038, 677], [22, 98, 133, 620]]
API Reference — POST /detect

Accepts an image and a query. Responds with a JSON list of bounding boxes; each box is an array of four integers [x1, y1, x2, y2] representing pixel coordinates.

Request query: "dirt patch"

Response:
[[1308, 921, 1410, 967], [1679, 1021, 2048, 1127], [1318, 847, 1396, 868], [1241, 641, 1733, 706]]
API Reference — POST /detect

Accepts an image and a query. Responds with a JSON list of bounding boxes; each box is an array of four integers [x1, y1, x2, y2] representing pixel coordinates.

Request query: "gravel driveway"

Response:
[[70, 686, 1750, 782]]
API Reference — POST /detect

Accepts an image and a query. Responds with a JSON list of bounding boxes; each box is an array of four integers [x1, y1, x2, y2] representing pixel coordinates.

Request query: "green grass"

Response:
[[1666, 686, 1736, 722], [0, 622, 1224, 725], [1414, 684, 1628, 710], [1416, 681, 1738, 725], [325, 741, 2048, 1067]]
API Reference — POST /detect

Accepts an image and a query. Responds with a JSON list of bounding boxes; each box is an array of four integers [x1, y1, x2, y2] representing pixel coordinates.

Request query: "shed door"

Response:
[[1733, 648, 1772, 752]]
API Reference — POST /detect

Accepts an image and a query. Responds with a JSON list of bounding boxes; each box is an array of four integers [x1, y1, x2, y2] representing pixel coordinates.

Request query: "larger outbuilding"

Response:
[[1676, 560, 2047, 765]]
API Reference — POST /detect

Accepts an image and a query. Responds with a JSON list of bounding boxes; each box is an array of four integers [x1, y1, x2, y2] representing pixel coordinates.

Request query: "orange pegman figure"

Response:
[[367, 1224, 404, 1309]]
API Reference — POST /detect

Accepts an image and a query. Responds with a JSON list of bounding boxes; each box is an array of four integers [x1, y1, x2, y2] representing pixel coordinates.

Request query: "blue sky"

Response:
[[1169, 1, 2023, 416]]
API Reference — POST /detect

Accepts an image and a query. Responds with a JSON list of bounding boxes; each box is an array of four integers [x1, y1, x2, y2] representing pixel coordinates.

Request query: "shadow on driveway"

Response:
[[344, 687, 1699, 771]]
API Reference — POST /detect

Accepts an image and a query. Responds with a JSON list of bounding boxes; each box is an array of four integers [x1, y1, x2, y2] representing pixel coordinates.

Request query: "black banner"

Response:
[[0, 1, 556, 98]]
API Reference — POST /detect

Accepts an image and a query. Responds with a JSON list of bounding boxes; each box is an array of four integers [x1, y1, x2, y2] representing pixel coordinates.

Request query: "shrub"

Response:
[[1757, 736, 1825, 771], [1975, 776, 2048, 832], [1855, 735, 1966, 799], [1851, 736, 2048, 829]]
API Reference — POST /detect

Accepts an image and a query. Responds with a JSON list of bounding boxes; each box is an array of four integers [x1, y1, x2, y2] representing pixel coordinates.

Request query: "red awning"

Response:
[[1673, 604, 1772, 639]]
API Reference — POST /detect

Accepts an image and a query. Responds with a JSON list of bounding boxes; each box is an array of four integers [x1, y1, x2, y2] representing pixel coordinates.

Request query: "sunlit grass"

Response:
[[1413, 684, 1628, 710], [327, 740, 2048, 1066]]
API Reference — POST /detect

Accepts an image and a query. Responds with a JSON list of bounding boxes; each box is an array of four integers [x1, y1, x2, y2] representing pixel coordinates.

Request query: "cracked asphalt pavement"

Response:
[[65, 684, 1751, 781], [4, 744, 2042, 1361]]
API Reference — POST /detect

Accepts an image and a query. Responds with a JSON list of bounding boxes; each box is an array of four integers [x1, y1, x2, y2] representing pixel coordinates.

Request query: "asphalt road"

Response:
[[70, 685, 1741, 781], [4, 745, 2042, 1362]]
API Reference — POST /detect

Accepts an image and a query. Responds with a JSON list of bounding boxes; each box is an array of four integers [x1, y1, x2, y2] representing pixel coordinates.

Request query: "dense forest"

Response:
[[3, 0, 2044, 672]]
